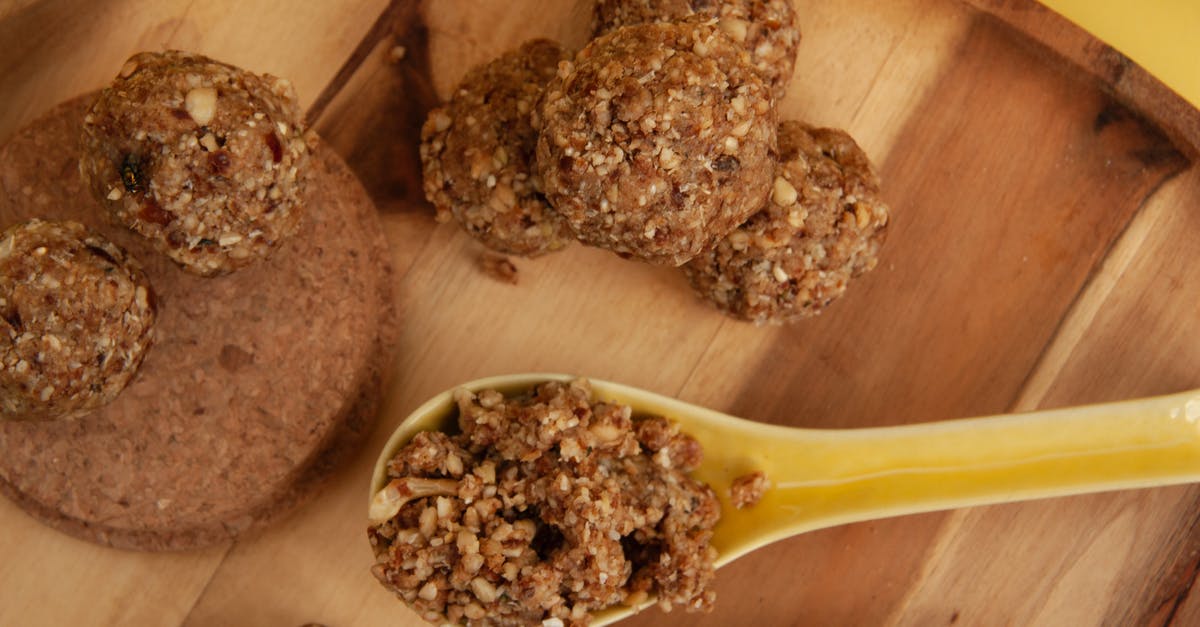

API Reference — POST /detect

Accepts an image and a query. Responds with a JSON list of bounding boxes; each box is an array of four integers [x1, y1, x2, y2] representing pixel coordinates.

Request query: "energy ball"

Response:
[[683, 121, 890, 324], [537, 21, 776, 266], [1, 219, 157, 421], [593, 0, 801, 101], [421, 39, 574, 257], [80, 50, 310, 276]]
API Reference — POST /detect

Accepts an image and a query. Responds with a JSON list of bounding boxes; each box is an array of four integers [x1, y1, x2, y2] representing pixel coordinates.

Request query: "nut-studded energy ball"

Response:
[[683, 121, 889, 324], [594, 0, 801, 101], [537, 21, 776, 266], [421, 39, 574, 257], [0, 220, 157, 421], [80, 51, 310, 276]]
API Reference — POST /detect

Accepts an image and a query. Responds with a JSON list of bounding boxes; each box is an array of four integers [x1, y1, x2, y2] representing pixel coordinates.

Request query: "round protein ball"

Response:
[[80, 50, 310, 276], [537, 21, 776, 266], [421, 39, 574, 257], [593, 0, 801, 101], [1, 219, 157, 421], [683, 121, 890, 324]]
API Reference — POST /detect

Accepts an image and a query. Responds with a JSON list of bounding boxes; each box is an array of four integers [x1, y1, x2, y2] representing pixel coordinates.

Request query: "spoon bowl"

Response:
[[371, 373, 1200, 625]]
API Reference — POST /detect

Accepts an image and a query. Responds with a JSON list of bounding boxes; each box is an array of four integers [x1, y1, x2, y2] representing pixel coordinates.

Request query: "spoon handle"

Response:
[[754, 390, 1200, 541]]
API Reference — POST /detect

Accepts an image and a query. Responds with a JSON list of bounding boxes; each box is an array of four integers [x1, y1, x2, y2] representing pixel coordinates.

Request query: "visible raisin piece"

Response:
[[530, 522, 564, 560], [264, 132, 283, 163], [139, 198, 173, 225], [209, 151, 231, 174], [712, 155, 739, 171], [144, 285, 158, 314], [121, 154, 144, 193], [1, 308, 21, 332], [84, 244, 119, 267], [671, 183, 684, 207]]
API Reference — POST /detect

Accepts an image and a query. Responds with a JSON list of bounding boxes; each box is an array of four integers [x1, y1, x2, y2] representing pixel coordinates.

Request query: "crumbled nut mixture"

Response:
[[369, 379, 720, 626], [80, 50, 310, 276], [536, 21, 775, 266], [593, 0, 801, 101], [421, 39, 574, 257], [730, 471, 769, 509], [0, 219, 156, 421], [480, 253, 519, 285], [683, 120, 889, 324]]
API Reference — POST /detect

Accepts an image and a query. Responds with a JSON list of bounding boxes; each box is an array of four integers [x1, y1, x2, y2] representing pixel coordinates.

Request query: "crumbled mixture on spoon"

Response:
[[368, 379, 720, 626]]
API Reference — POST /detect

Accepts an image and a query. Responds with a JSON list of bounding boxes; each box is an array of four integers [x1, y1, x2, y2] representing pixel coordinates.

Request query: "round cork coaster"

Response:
[[0, 94, 397, 551]]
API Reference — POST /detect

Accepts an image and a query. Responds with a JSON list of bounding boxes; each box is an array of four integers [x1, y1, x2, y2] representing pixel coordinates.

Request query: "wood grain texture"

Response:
[[3, 0, 1200, 625]]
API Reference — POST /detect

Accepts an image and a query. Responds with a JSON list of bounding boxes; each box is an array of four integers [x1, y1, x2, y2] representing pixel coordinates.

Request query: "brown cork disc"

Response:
[[0, 93, 397, 551]]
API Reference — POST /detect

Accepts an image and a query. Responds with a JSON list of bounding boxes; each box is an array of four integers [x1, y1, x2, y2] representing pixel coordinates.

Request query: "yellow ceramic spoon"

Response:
[[370, 373, 1200, 625]]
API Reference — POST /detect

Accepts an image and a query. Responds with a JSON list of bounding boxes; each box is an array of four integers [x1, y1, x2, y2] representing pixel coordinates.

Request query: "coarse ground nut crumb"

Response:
[[683, 120, 889, 324], [421, 39, 574, 257], [730, 471, 769, 509], [536, 20, 775, 266], [593, 0, 801, 101], [368, 379, 720, 626], [80, 50, 311, 276], [479, 253, 519, 285], [0, 219, 157, 421]]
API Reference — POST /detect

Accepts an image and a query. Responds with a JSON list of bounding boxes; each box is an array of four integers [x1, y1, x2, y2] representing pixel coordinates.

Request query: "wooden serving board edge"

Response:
[[967, 0, 1200, 158]]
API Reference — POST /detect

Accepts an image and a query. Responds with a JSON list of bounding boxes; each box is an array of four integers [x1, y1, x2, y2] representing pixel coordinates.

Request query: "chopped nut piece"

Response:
[[772, 176, 798, 206], [479, 253, 519, 285], [470, 577, 499, 603], [772, 264, 789, 283], [199, 132, 220, 152], [119, 59, 140, 78], [430, 110, 452, 133], [730, 471, 770, 509], [185, 87, 217, 126], [719, 17, 750, 43], [368, 477, 459, 524]]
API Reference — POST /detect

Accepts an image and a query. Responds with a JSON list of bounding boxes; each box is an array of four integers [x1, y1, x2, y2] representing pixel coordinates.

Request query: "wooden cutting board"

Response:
[[2, 0, 1199, 625]]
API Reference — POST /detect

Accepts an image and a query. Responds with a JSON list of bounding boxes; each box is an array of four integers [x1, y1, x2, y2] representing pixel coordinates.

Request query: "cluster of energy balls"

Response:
[[2, 51, 310, 421], [421, 0, 890, 325]]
